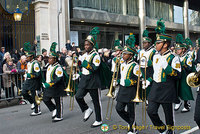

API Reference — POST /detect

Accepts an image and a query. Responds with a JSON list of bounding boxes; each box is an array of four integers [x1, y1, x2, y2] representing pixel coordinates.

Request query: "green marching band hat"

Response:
[[85, 27, 100, 50], [184, 38, 193, 49], [114, 39, 123, 51], [23, 42, 35, 57], [42, 48, 47, 54], [175, 34, 185, 49], [123, 34, 137, 55], [155, 18, 172, 43], [49, 42, 59, 58], [142, 30, 152, 43]]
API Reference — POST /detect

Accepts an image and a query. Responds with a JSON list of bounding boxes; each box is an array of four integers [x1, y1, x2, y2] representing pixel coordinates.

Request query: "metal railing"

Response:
[[0, 73, 25, 102]]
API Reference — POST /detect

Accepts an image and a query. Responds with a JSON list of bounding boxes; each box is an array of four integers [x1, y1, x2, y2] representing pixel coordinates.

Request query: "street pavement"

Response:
[[0, 88, 199, 134]]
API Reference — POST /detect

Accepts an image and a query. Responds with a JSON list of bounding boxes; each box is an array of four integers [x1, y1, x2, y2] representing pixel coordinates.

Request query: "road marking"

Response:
[[180, 126, 199, 134]]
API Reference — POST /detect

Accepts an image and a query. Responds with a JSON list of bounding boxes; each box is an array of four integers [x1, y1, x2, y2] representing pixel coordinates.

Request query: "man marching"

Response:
[[139, 30, 156, 102], [75, 27, 103, 127], [111, 40, 124, 95], [21, 42, 42, 116], [42, 42, 66, 122], [146, 19, 181, 134], [111, 39, 123, 73], [174, 36, 194, 112], [115, 35, 140, 134]]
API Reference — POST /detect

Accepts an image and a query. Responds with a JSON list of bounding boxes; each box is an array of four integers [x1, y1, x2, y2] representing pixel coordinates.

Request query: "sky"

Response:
[[174, 6, 192, 24]]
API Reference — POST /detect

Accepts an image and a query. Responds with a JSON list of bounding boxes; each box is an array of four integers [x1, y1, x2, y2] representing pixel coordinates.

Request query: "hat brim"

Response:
[[122, 51, 133, 55]]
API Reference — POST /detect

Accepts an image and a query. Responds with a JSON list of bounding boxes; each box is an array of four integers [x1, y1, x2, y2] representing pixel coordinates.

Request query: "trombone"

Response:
[[106, 56, 121, 120], [64, 56, 78, 111], [131, 56, 147, 126]]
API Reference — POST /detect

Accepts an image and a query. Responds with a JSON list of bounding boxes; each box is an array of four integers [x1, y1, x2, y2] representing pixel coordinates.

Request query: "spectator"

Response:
[[16, 55, 27, 99], [33, 40, 38, 54], [19, 48, 25, 56], [36, 55, 45, 69], [65, 40, 72, 50], [76, 47, 82, 56], [12, 49, 20, 64], [0, 47, 5, 59], [60, 47, 67, 69], [3, 52, 11, 66], [65, 50, 73, 75], [3, 59, 17, 99], [17, 55, 27, 74], [41, 48, 49, 65], [71, 42, 77, 52], [0, 47, 5, 64]]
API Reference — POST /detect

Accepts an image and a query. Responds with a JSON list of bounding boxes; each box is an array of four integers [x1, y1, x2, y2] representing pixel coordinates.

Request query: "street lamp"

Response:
[[13, 5, 22, 21]]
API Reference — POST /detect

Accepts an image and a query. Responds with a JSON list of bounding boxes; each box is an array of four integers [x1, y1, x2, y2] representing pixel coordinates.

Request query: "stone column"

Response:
[[33, 0, 50, 54], [33, 0, 66, 53], [139, 0, 146, 49], [65, 0, 71, 42], [122, 0, 127, 15], [183, 0, 189, 38], [115, 32, 119, 40]]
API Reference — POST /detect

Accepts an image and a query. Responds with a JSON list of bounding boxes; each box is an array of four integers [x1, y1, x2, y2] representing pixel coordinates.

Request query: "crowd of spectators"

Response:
[[0, 40, 141, 101]]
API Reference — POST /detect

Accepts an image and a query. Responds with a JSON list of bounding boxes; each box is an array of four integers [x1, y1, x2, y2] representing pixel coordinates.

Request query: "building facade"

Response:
[[0, 0, 200, 53]]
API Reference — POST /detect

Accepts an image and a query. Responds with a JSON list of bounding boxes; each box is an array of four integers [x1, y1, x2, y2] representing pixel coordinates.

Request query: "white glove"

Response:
[[23, 74, 27, 79], [42, 83, 45, 88], [142, 80, 150, 89], [161, 58, 168, 69], [72, 74, 80, 80], [113, 80, 118, 87], [196, 63, 200, 72]]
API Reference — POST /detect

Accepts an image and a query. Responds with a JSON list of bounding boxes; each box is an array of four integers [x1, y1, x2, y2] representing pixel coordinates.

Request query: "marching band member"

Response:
[[75, 27, 103, 127], [139, 30, 156, 102], [42, 42, 65, 122], [21, 42, 42, 116], [111, 40, 123, 95], [115, 35, 140, 134], [194, 38, 200, 128], [187, 39, 196, 63], [146, 19, 181, 134], [185, 38, 196, 73], [174, 36, 194, 112], [111, 40, 123, 73]]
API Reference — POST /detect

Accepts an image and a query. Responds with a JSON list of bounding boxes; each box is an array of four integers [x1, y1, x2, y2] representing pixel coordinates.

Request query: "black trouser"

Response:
[[43, 96, 63, 118], [75, 88, 102, 121], [116, 101, 136, 129], [5, 86, 15, 98], [147, 101, 174, 133], [194, 93, 200, 128], [22, 90, 39, 113]]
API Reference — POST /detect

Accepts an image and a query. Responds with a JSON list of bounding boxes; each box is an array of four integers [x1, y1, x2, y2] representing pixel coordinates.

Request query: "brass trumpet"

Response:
[[35, 92, 43, 105], [64, 56, 78, 111], [106, 56, 120, 120], [131, 56, 147, 126], [64, 56, 78, 93], [131, 56, 147, 102], [186, 72, 200, 87]]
